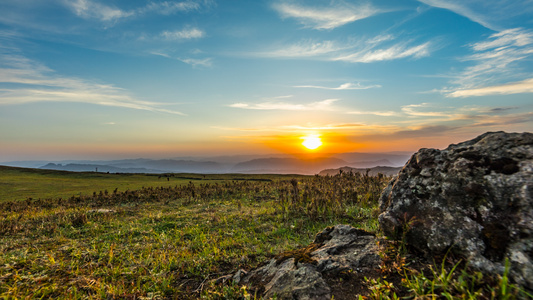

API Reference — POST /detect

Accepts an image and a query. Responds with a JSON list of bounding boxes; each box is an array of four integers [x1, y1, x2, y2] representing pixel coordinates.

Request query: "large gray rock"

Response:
[[237, 225, 382, 299], [379, 131, 533, 289]]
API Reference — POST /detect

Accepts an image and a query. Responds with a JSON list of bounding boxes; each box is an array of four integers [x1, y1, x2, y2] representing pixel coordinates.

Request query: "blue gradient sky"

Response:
[[1, 0, 532, 160]]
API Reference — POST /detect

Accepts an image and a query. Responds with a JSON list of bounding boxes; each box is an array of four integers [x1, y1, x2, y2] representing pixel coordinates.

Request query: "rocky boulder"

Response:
[[234, 225, 383, 299], [379, 131, 533, 289]]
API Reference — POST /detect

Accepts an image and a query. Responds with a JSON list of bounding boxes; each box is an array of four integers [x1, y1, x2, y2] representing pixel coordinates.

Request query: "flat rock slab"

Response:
[[236, 225, 383, 299], [379, 131, 533, 290]]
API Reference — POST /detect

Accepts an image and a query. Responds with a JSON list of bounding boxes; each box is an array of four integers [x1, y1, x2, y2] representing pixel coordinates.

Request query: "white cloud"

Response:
[[149, 51, 212, 68], [179, 57, 213, 68], [397, 103, 520, 123], [449, 78, 533, 97], [294, 82, 381, 90], [417, 0, 533, 30], [445, 28, 533, 95], [272, 2, 382, 30], [255, 35, 433, 63], [401, 103, 453, 118], [367, 34, 395, 45], [472, 28, 533, 51], [417, 0, 493, 29], [334, 42, 431, 63], [138, 1, 202, 15], [149, 51, 171, 58], [161, 28, 205, 40], [64, 0, 210, 23], [281, 123, 366, 131], [258, 40, 342, 58], [229, 99, 338, 111], [0, 52, 185, 115], [213, 123, 366, 132], [347, 110, 398, 117], [65, 0, 133, 22]]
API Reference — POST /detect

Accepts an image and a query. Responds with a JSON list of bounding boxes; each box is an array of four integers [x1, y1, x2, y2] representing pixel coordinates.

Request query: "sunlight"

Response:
[[302, 135, 322, 150]]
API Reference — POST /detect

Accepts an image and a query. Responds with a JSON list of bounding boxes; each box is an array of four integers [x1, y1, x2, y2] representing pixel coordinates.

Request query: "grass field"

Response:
[[0, 166, 305, 202], [0, 166, 529, 299]]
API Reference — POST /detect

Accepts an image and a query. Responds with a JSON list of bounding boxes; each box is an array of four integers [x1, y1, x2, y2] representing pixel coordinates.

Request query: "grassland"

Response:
[[0, 166, 305, 202], [0, 166, 529, 299]]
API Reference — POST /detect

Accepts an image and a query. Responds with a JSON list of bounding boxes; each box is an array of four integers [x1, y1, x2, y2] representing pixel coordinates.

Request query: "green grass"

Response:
[[0, 165, 306, 202], [0, 170, 382, 299], [1, 167, 530, 299]]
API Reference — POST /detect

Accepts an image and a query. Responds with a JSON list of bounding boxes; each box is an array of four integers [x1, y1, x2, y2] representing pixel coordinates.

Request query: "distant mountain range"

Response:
[[2, 152, 412, 175]]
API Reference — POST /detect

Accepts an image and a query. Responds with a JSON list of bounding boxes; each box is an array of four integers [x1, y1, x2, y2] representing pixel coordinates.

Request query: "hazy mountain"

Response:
[[40, 160, 229, 174], [120, 159, 228, 173], [2, 151, 413, 174], [40, 163, 158, 173], [1, 160, 52, 168], [171, 154, 290, 164], [231, 157, 349, 174], [348, 159, 393, 168], [331, 152, 411, 166], [318, 166, 402, 177]]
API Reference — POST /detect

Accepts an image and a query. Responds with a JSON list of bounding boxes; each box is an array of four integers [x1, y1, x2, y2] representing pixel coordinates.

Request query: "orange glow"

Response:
[[257, 132, 364, 156], [301, 135, 322, 150]]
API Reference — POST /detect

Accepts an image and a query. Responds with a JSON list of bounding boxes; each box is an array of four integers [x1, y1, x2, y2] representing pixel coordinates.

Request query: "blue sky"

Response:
[[1, 0, 532, 160]]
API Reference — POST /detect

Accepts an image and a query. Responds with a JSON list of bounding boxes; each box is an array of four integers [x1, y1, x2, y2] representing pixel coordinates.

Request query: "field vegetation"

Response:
[[0, 166, 302, 202], [0, 166, 529, 299]]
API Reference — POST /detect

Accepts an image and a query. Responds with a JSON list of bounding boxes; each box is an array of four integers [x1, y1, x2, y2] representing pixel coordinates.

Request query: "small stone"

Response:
[[238, 225, 383, 299], [232, 269, 247, 284]]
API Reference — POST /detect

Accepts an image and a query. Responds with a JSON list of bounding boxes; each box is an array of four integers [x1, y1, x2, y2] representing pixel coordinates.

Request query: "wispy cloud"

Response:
[[0, 51, 185, 115], [444, 28, 533, 96], [257, 40, 342, 58], [347, 110, 399, 117], [179, 57, 213, 68], [0, 88, 184, 114], [254, 35, 434, 63], [149, 51, 212, 68], [401, 103, 455, 118], [65, 0, 133, 22], [149, 51, 172, 58], [346, 103, 520, 120], [397, 103, 531, 129], [229, 99, 338, 111], [417, 0, 494, 30], [212, 123, 366, 132], [449, 78, 533, 97], [471, 28, 533, 51], [138, 1, 204, 15], [272, 1, 382, 30], [64, 0, 210, 23], [467, 111, 533, 127], [417, 0, 533, 31], [334, 42, 431, 63], [294, 82, 381, 90], [161, 28, 205, 40], [281, 123, 366, 131]]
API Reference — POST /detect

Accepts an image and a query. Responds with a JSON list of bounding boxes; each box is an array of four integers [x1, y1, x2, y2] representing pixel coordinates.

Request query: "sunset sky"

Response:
[[1, 0, 532, 161]]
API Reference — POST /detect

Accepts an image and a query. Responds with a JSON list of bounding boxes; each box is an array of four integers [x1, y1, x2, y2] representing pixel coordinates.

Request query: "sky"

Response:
[[0, 0, 532, 161]]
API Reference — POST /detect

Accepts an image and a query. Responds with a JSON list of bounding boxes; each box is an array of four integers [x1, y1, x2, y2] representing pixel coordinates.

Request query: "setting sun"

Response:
[[302, 135, 322, 150]]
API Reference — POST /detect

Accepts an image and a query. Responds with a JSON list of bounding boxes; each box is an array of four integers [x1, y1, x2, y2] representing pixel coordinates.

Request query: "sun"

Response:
[[302, 135, 322, 150]]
